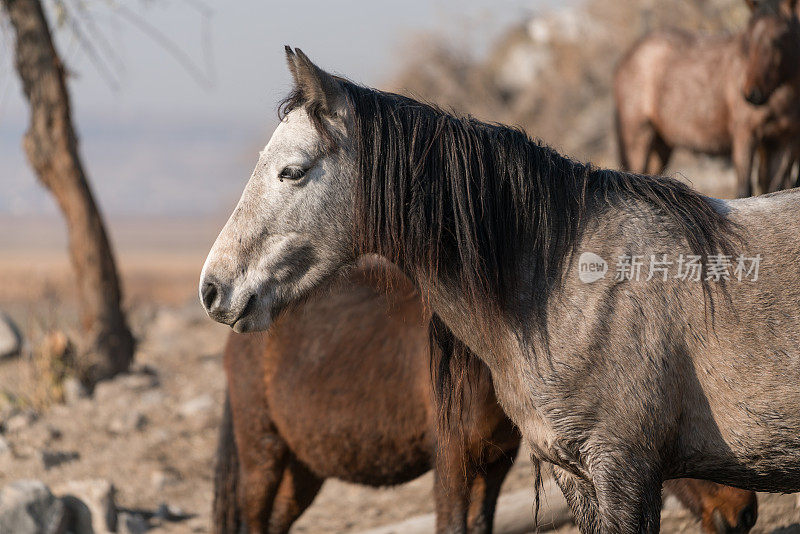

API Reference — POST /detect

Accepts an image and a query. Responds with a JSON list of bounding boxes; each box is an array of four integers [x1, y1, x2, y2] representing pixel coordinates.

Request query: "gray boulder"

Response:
[[0, 479, 67, 534], [54, 479, 117, 534], [0, 313, 21, 359]]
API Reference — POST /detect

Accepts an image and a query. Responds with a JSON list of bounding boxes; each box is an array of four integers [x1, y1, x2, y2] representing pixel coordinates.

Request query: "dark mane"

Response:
[[282, 80, 737, 327]]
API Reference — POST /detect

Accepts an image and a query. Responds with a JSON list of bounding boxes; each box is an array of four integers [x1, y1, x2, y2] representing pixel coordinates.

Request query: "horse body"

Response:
[[201, 48, 778, 532], [217, 258, 520, 533], [618, 31, 737, 157], [615, 1, 800, 196], [216, 258, 757, 534]]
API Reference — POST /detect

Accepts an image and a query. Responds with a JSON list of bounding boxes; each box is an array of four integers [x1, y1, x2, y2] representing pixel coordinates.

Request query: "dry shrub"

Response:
[[30, 330, 76, 409], [389, 0, 749, 166]]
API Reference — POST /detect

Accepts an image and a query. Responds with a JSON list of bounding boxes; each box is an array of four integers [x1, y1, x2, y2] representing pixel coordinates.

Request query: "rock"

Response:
[[62, 377, 89, 405], [5, 410, 37, 432], [39, 449, 80, 470], [0, 436, 11, 456], [46, 425, 63, 441], [0, 479, 67, 534], [116, 371, 160, 391], [94, 372, 159, 403], [150, 467, 181, 490], [155, 502, 189, 521], [0, 313, 22, 359], [108, 411, 148, 434], [118, 511, 147, 534], [180, 394, 213, 417], [54, 479, 116, 534]]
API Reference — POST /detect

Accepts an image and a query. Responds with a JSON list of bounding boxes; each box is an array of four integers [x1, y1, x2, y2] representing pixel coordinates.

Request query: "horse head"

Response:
[[742, 0, 800, 105], [200, 48, 357, 333]]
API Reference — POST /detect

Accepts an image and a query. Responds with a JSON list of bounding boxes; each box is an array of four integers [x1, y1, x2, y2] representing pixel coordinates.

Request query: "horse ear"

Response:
[[284, 46, 347, 118]]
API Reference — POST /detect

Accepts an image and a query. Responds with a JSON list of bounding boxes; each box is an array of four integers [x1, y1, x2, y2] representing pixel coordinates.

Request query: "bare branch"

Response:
[[112, 0, 215, 89]]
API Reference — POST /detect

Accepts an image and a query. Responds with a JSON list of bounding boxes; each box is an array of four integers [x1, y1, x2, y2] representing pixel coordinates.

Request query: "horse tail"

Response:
[[213, 391, 242, 534]]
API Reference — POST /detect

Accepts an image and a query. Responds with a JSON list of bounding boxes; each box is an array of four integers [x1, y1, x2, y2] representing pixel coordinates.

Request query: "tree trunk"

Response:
[[2, 0, 134, 385]]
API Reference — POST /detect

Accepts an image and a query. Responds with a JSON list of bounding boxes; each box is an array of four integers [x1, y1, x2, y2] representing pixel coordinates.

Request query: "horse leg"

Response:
[[618, 121, 656, 174], [232, 405, 289, 532], [465, 446, 519, 534], [552, 465, 601, 533], [593, 459, 662, 534], [733, 135, 756, 198], [756, 144, 776, 195], [266, 455, 324, 533], [433, 435, 474, 534], [647, 135, 672, 176], [663, 479, 757, 534]]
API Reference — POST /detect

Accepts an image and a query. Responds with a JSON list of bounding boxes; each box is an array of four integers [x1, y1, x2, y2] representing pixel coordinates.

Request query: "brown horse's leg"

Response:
[[756, 145, 774, 195], [620, 123, 656, 174], [647, 135, 673, 176], [267, 456, 323, 533], [663, 479, 757, 534], [733, 136, 756, 198], [231, 404, 289, 533], [434, 438, 474, 534], [784, 145, 800, 189], [768, 145, 799, 193], [465, 447, 519, 534]]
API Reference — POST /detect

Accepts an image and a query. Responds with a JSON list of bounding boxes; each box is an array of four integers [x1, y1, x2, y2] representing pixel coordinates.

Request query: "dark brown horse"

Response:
[[614, 0, 800, 196], [213, 259, 757, 534]]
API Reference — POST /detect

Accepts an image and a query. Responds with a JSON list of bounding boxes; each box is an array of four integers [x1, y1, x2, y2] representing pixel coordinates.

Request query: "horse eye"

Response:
[[278, 166, 307, 182]]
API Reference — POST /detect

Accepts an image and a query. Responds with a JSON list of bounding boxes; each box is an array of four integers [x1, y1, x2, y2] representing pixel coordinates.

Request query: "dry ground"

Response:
[[2, 164, 800, 533]]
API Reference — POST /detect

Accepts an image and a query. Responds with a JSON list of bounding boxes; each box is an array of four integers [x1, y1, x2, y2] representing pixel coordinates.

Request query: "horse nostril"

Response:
[[240, 293, 257, 320], [737, 503, 757, 531], [202, 281, 219, 311]]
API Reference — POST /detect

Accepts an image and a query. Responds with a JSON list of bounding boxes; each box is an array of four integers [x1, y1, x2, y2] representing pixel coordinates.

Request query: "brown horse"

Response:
[[614, 0, 800, 196], [213, 259, 757, 534]]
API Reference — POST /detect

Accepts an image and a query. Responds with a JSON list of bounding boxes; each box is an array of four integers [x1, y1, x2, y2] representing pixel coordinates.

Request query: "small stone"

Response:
[[5, 410, 36, 432], [54, 479, 116, 534], [39, 450, 79, 470], [0, 313, 22, 359], [179, 394, 213, 417], [108, 411, 148, 434], [0, 436, 11, 456], [150, 467, 181, 490], [118, 512, 147, 534], [93, 372, 158, 404], [155, 502, 187, 521], [0, 479, 67, 534], [116, 372, 160, 391], [62, 377, 88, 405], [46, 425, 62, 441]]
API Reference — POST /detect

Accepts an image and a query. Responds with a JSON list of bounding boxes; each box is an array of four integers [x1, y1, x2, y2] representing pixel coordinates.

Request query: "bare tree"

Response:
[[2, 0, 134, 386]]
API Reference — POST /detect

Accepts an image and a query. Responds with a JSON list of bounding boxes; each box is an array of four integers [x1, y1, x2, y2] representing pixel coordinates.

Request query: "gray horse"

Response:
[[201, 48, 800, 533]]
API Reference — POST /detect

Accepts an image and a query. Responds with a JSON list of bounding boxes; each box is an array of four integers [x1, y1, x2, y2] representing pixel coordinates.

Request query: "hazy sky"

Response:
[[0, 0, 568, 217]]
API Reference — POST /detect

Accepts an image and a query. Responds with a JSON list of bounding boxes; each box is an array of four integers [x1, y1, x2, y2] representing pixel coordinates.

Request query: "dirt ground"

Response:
[[2, 162, 800, 533]]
